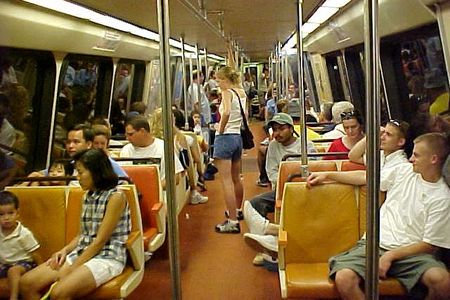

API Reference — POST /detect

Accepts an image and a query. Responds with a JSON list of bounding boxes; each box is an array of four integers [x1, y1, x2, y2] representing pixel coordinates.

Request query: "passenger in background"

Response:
[[324, 110, 365, 160], [187, 70, 211, 127], [244, 113, 316, 264], [0, 191, 41, 300], [0, 93, 16, 151], [150, 108, 207, 204], [318, 102, 336, 132], [120, 116, 184, 190], [213, 66, 246, 234], [204, 70, 218, 96], [19, 159, 69, 187], [423, 68, 449, 115], [0, 151, 16, 190], [307, 133, 450, 300], [322, 101, 354, 139], [21, 149, 130, 300]]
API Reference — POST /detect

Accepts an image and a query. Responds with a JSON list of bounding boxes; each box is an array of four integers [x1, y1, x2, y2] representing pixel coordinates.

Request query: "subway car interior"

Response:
[[0, 0, 449, 299]]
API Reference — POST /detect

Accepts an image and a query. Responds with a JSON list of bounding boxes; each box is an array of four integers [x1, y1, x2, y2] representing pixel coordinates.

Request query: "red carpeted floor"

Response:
[[127, 119, 281, 299]]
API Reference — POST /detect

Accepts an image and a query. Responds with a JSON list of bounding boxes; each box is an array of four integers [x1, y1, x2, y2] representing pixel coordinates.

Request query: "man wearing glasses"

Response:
[[120, 116, 184, 190]]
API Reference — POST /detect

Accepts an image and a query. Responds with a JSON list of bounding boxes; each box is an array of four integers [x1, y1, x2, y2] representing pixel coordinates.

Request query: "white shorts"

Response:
[[67, 256, 124, 287]]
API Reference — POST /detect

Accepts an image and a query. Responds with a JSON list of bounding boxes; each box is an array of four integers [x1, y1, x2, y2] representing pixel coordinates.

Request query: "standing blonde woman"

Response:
[[214, 66, 247, 233]]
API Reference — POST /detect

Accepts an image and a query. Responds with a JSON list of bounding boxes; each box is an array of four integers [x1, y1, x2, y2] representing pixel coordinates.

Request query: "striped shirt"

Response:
[[68, 187, 130, 265]]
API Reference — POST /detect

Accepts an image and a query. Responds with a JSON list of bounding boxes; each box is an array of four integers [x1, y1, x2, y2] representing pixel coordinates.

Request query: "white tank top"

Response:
[[219, 89, 246, 134]]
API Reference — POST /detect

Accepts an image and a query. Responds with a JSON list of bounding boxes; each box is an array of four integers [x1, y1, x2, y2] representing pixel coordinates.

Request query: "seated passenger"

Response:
[[322, 101, 354, 139], [243, 113, 316, 263], [0, 191, 41, 300], [20, 149, 130, 299], [324, 110, 365, 160], [243, 120, 410, 264], [349, 119, 410, 169], [20, 159, 69, 187], [0, 151, 16, 190], [307, 133, 450, 300], [120, 116, 184, 189]]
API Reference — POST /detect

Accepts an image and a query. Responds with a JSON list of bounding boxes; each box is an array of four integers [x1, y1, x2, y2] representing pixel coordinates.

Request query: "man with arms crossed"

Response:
[[307, 132, 450, 299]]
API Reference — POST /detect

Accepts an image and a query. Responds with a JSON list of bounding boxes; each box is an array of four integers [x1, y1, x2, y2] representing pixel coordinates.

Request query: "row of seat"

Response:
[[276, 166, 407, 298], [1, 184, 144, 299]]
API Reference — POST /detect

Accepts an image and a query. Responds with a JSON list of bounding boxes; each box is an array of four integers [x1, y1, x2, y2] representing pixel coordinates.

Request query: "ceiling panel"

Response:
[[72, 0, 323, 61]]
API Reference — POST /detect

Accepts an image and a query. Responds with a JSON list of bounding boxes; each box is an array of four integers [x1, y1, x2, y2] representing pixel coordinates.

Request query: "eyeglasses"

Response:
[[340, 111, 356, 120], [388, 119, 409, 136]]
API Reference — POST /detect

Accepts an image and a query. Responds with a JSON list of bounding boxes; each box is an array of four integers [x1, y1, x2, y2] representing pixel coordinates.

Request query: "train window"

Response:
[[325, 56, 345, 103], [400, 36, 448, 117], [52, 55, 113, 160], [0, 47, 55, 175]]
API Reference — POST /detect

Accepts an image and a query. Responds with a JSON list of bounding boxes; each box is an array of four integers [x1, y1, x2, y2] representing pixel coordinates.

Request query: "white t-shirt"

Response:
[[0, 118, 16, 150], [322, 123, 346, 139], [363, 149, 409, 170], [187, 83, 211, 124], [379, 163, 450, 250], [0, 222, 40, 264], [218, 89, 245, 135], [120, 138, 184, 180]]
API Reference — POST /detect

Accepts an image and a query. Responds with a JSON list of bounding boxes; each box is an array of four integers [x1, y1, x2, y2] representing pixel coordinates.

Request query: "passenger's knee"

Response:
[[422, 267, 450, 293], [335, 269, 361, 291]]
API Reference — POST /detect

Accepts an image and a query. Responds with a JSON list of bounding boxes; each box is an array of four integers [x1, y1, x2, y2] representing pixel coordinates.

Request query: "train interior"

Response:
[[0, 0, 449, 299]]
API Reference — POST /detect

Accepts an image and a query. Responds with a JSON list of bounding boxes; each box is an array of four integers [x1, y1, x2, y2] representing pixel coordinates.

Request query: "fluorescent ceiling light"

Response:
[[208, 54, 225, 61], [282, 33, 297, 50], [23, 0, 91, 19], [131, 27, 160, 41], [322, 0, 351, 8], [308, 7, 339, 24], [302, 22, 320, 34]]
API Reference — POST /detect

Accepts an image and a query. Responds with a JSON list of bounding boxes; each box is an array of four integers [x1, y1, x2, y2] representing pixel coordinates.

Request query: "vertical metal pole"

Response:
[[269, 54, 273, 87], [204, 48, 209, 84], [284, 54, 289, 98], [276, 43, 281, 101], [296, 0, 308, 169], [196, 44, 202, 105], [364, 0, 380, 298], [280, 51, 285, 97], [379, 57, 392, 119], [180, 36, 189, 130], [156, 1, 182, 299]]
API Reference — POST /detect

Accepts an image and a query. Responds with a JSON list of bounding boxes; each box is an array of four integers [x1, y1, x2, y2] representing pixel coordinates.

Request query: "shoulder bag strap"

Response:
[[230, 89, 250, 129]]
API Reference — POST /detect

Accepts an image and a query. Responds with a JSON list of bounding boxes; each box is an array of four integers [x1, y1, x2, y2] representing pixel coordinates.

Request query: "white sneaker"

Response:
[[243, 201, 268, 235], [244, 233, 278, 258], [253, 252, 264, 266], [190, 191, 208, 204]]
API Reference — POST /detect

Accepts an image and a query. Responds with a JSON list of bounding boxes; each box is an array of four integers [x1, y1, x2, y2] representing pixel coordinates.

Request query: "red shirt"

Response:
[[324, 137, 350, 160]]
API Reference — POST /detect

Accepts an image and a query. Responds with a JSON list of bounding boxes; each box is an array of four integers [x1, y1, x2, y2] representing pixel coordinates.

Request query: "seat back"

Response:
[[5, 186, 67, 261], [121, 165, 161, 230], [281, 182, 359, 264], [66, 187, 84, 242], [341, 161, 366, 171]]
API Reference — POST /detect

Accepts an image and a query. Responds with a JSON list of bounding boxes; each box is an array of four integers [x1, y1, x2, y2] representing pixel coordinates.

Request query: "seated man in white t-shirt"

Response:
[[307, 132, 450, 299], [120, 116, 184, 189], [348, 119, 410, 170]]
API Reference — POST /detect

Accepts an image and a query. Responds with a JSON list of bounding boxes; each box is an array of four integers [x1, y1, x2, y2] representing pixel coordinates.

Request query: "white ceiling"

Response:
[[71, 0, 324, 61]]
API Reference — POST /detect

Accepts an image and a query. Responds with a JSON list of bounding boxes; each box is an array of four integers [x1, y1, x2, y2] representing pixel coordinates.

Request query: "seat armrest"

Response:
[[126, 231, 144, 270], [151, 202, 163, 213], [276, 199, 282, 209], [279, 230, 287, 248]]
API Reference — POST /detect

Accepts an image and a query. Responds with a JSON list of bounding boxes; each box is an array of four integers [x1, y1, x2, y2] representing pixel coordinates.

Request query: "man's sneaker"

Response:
[[244, 233, 278, 258], [262, 253, 278, 272], [256, 179, 269, 187], [215, 219, 240, 234], [260, 137, 270, 146], [190, 191, 208, 205], [243, 201, 268, 235], [253, 252, 265, 266]]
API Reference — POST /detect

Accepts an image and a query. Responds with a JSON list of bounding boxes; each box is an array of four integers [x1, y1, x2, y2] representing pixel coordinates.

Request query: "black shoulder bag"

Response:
[[231, 89, 254, 149]]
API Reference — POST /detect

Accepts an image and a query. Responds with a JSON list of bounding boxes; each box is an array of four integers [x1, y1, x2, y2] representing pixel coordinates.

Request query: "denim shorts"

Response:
[[213, 134, 242, 161], [0, 260, 36, 277]]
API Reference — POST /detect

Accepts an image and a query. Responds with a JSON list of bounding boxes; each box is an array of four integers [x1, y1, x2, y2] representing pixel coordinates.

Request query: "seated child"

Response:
[[0, 191, 41, 300], [20, 159, 69, 186]]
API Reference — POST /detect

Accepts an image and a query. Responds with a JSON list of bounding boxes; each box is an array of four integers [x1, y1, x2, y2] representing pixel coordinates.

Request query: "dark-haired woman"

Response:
[[20, 149, 130, 299], [325, 110, 365, 160]]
